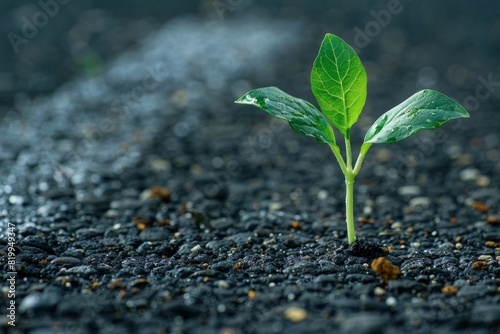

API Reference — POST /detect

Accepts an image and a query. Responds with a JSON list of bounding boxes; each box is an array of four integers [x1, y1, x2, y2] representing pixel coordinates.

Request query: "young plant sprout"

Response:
[[236, 33, 469, 244]]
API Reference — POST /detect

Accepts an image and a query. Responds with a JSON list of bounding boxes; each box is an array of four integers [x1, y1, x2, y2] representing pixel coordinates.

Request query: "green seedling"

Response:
[[236, 33, 469, 244]]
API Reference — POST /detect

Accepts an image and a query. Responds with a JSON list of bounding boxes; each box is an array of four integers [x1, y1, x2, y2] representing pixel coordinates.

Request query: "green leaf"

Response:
[[235, 86, 336, 145], [364, 89, 470, 144], [311, 33, 368, 138]]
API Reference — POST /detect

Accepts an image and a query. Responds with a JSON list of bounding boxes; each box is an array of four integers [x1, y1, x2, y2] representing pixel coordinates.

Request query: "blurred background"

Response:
[[2, 0, 500, 112], [0, 0, 498, 207]]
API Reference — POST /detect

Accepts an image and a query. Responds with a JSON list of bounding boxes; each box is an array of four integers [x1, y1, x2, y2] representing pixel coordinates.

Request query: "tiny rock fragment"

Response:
[[233, 262, 243, 270], [149, 158, 171, 172], [409, 197, 430, 208], [132, 216, 152, 231], [284, 306, 308, 322], [317, 190, 328, 200], [385, 296, 397, 306], [470, 201, 490, 213], [476, 175, 491, 187], [391, 222, 402, 230], [375, 148, 391, 162], [268, 202, 283, 211], [374, 287, 386, 296], [107, 279, 125, 290], [134, 278, 148, 286], [358, 217, 375, 226], [486, 216, 500, 225], [472, 261, 488, 270], [248, 290, 256, 300], [191, 245, 202, 253], [290, 221, 302, 230], [398, 185, 421, 196], [217, 280, 229, 289], [441, 286, 458, 295], [189, 164, 202, 175], [158, 219, 170, 226], [459, 168, 479, 182], [371, 257, 401, 282], [478, 255, 492, 261], [119, 290, 127, 298], [450, 217, 458, 224], [485, 241, 499, 248], [149, 186, 171, 202]]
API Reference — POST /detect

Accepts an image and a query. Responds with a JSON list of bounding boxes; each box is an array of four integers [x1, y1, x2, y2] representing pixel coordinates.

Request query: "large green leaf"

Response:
[[311, 33, 367, 138], [235, 86, 336, 145], [364, 89, 470, 144]]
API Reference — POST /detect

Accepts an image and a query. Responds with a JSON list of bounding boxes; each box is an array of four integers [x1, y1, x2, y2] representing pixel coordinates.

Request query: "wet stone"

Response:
[[19, 235, 54, 254], [66, 265, 98, 277], [50, 257, 82, 267]]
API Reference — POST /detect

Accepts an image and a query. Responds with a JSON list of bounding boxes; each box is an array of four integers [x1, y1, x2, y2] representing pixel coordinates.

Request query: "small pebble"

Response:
[[268, 202, 283, 211], [476, 175, 490, 187], [363, 206, 373, 215], [317, 190, 328, 200], [438, 242, 454, 249], [455, 243, 463, 250], [375, 148, 392, 162], [398, 185, 421, 196], [386, 296, 397, 306], [391, 222, 402, 230], [441, 286, 458, 295], [410, 242, 421, 248], [149, 158, 171, 172], [284, 306, 308, 322], [478, 255, 492, 261], [459, 168, 480, 181], [374, 287, 386, 296], [191, 245, 202, 253], [105, 210, 120, 218], [472, 261, 488, 270], [50, 257, 82, 266], [8, 195, 24, 205], [409, 197, 430, 208], [371, 257, 401, 282], [217, 280, 229, 289]]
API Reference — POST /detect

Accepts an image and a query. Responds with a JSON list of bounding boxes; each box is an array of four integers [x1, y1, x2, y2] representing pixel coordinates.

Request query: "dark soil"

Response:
[[1, 1, 500, 334]]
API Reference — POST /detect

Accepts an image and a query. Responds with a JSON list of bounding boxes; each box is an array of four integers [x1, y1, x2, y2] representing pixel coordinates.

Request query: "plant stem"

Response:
[[353, 143, 372, 176], [344, 131, 353, 170], [329, 144, 347, 175], [345, 171, 356, 244], [344, 131, 356, 244]]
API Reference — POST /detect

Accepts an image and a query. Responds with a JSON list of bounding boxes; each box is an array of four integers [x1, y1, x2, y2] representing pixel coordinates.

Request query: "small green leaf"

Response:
[[311, 33, 367, 138], [236, 86, 336, 145], [364, 89, 470, 144]]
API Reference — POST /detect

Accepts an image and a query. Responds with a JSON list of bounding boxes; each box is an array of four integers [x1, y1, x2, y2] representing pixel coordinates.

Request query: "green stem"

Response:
[[345, 171, 356, 244], [344, 130, 356, 244], [353, 143, 372, 176], [329, 144, 347, 175], [344, 130, 353, 170]]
